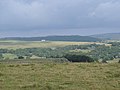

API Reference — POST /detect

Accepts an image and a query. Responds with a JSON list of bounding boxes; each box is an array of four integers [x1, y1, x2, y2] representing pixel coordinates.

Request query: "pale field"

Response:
[[0, 40, 111, 49]]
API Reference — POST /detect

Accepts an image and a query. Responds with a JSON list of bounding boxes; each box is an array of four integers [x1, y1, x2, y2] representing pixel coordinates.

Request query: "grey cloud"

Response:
[[0, 0, 120, 30], [93, 1, 120, 20]]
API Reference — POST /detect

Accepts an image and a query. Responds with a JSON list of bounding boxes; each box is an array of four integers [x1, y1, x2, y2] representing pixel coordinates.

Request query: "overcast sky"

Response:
[[0, 0, 120, 37]]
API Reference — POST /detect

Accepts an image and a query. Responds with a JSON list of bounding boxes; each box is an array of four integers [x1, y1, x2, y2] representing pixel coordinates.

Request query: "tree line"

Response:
[[0, 43, 120, 62]]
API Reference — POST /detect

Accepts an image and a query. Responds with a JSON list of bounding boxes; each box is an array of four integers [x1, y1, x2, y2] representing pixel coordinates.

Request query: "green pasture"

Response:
[[0, 60, 119, 90]]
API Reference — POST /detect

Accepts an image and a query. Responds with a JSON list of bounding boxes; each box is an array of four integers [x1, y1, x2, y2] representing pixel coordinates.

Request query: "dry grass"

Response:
[[0, 60, 120, 90], [0, 40, 111, 49]]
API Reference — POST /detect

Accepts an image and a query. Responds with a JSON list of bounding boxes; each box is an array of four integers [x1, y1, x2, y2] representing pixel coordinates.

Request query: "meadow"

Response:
[[0, 40, 119, 90], [0, 60, 120, 90], [0, 40, 110, 49]]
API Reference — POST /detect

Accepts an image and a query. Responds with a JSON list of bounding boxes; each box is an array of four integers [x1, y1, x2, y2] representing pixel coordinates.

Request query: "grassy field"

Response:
[[0, 40, 111, 49], [0, 60, 120, 90]]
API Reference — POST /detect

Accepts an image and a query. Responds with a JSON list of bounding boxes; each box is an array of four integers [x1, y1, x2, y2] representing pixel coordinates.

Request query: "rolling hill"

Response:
[[1, 35, 101, 42], [90, 33, 120, 40]]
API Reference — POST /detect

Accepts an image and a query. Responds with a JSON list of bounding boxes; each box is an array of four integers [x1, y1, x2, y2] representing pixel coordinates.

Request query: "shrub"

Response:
[[64, 54, 94, 62], [118, 60, 120, 63], [18, 56, 24, 59], [102, 60, 107, 63]]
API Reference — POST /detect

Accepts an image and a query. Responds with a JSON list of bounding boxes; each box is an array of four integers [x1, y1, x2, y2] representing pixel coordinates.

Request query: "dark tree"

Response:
[[18, 56, 24, 59], [118, 60, 120, 63], [64, 54, 94, 62]]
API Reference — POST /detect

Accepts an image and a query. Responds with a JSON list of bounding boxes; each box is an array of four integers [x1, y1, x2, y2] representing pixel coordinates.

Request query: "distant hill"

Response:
[[1, 35, 101, 42], [90, 33, 120, 40]]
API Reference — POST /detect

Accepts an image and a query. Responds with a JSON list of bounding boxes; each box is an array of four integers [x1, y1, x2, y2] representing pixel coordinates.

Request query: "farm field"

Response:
[[0, 60, 120, 90], [0, 40, 110, 49]]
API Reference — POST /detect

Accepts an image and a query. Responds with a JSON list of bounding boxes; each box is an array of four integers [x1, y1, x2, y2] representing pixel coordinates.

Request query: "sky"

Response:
[[0, 0, 120, 37]]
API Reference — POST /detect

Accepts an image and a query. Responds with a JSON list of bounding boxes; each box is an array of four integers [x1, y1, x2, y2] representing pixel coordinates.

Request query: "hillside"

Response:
[[1, 35, 101, 42], [90, 33, 120, 40], [0, 60, 120, 90]]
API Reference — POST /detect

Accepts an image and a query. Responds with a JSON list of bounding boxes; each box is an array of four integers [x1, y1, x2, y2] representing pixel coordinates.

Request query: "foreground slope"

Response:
[[0, 60, 120, 90]]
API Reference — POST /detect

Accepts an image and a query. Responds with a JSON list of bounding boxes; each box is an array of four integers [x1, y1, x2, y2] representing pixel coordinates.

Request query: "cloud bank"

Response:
[[0, 0, 120, 37]]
